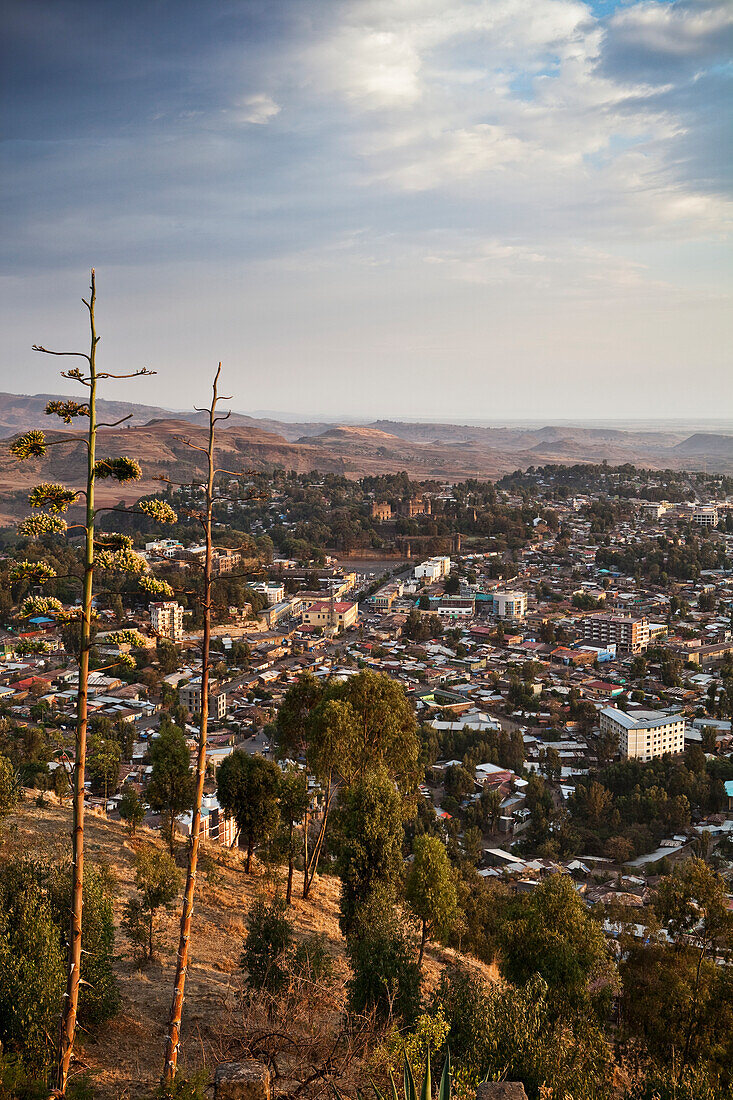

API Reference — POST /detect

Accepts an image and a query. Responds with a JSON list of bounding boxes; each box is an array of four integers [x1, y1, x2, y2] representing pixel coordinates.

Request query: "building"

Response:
[[370, 581, 403, 612], [145, 538, 183, 558], [402, 496, 431, 517], [251, 581, 285, 605], [493, 591, 527, 619], [371, 501, 392, 521], [211, 547, 241, 575], [149, 601, 184, 643], [437, 597, 475, 620], [179, 678, 227, 719], [414, 556, 451, 583], [600, 706, 685, 761], [301, 600, 359, 631], [581, 613, 649, 654], [693, 506, 719, 528]]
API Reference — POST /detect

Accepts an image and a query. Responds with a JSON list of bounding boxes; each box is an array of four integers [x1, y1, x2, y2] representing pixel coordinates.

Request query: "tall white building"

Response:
[[693, 506, 719, 528], [600, 707, 685, 762], [149, 601, 184, 643], [493, 591, 527, 619], [414, 556, 451, 582]]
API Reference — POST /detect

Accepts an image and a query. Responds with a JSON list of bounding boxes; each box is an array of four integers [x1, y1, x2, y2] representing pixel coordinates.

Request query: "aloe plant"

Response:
[[336, 1048, 451, 1100]]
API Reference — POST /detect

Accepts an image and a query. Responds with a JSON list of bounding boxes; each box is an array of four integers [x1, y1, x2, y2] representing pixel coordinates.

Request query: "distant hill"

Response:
[[673, 433, 733, 457]]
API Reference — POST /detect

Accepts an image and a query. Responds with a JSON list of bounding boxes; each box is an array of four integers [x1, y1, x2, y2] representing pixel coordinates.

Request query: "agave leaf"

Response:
[[371, 1083, 385, 1100], [420, 1047, 432, 1100], [438, 1048, 451, 1100], [404, 1052, 417, 1100], [388, 1070, 399, 1100]]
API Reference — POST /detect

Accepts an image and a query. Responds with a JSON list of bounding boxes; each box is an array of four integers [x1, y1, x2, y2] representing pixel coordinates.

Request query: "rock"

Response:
[[214, 1061, 273, 1100], [475, 1084, 529, 1100]]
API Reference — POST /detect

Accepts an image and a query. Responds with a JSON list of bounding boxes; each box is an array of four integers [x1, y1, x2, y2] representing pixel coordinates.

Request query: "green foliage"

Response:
[[0, 859, 119, 1072], [0, 753, 19, 819], [93, 455, 142, 482], [346, 902, 422, 1024], [119, 785, 146, 834], [123, 845, 180, 960], [216, 750, 281, 872], [146, 721, 195, 851], [405, 835, 459, 963], [10, 429, 47, 460], [499, 874, 614, 1019], [291, 932, 334, 983], [241, 896, 293, 993], [334, 767, 405, 937]]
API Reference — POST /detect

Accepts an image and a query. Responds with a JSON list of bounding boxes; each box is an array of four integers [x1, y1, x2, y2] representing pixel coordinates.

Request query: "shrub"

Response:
[[346, 901, 421, 1023], [241, 896, 293, 992]]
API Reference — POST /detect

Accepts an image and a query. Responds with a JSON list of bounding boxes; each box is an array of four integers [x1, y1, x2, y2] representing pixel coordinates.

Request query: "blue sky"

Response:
[[1, 0, 731, 420]]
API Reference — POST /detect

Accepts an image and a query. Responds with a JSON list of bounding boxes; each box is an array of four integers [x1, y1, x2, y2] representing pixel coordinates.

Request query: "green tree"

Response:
[[500, 874, 614, 1018], [346, 900, 421, 1023], [405, 835, 459, 965], [278, 767, 309, 904], [119, 786, 146, 836], [146, 723, 195, 853], [216, 751, 281, 872], [0, 754, 19, 820], [334, 767, 404, 937], [123, 846, 180, 960], [240, 896, 292, 993], [87, 736, 121, 804]]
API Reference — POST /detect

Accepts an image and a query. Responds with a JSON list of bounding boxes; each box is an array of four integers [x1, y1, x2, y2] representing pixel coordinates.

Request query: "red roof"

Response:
[[306, 601, 356, 613]]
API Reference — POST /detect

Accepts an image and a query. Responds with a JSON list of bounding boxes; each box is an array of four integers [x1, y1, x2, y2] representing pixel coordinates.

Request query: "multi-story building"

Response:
[[581, 613, 649, 654], [370, 581, 404, 612], [179, 678, 227, 719], [437, 597, 475, 619], [301, 600, 359, 631], [414, 556, 451, 582], [149, 601, 184, 643], [600, 706, 685, 761], [371, 502, 392, 521], [493, 591, 527, 619], [251, 581, 285, 606], [211, 547, 241, 575], [693, 506, 719, 528]]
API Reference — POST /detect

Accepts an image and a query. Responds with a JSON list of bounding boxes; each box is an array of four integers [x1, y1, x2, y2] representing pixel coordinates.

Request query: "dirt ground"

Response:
[[1, 801, 493, 1099]]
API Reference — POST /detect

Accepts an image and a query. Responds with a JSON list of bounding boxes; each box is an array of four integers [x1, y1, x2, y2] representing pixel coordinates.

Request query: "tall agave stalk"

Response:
[[163, 365, 229, 1086], [11, 271, 176, 1095]]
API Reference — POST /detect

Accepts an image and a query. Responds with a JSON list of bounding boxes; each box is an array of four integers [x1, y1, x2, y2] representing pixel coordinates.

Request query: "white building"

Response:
[[693, 506, 719, 528], [251, 581, 285, 605], [149, 601, 184, 642], [414, 556, 451, 582], [493, 591, 527, 619], [145, 538, 183, 558], [600, 706, 685, 762]]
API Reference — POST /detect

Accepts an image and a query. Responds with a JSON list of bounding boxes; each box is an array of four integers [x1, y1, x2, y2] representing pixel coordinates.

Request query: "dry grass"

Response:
[[0, 800, 494, 1099]]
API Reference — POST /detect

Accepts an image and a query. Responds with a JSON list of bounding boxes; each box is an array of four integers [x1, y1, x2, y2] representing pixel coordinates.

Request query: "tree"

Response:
[[241, 896, 293, 993], [346, 900, 421, 1023], [278, 766, 309, 904], [480, 787, 503, 833], [119, 786, 146, 836], [123, 846, 180, 960], [334, 766, 404, 937], [216, 751, 281, 872], [146, 723, 195, 853], [0, 753, 19, 820], [500, 873, 614, 1018], [9, 272, 176, 1095], [87, 736, 121, 804], [405, 835, 459, 965]]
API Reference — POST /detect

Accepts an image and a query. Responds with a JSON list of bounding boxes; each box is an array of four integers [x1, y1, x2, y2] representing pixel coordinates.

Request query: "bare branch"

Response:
[[97, 413, 134, 428], [32, 346, 92, 364]]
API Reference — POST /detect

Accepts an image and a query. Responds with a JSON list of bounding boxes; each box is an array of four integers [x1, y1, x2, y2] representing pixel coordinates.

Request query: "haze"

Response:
[[2, 0, 731, 420]]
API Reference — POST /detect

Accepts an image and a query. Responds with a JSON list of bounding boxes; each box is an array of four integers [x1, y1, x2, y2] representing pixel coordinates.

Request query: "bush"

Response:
[[346, 902, 421, 1023], [241, 896, 293, 992], [291, 933, 334, 983], [0, 858, 119, 1073]]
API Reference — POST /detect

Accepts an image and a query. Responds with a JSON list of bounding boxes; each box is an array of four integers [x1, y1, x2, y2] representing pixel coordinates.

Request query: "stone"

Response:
[[214, 1061, 273, 1100], [475, 1084, 529, 1100]]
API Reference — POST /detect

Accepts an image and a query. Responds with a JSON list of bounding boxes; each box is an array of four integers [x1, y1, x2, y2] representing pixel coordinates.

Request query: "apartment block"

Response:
[[581, 613, 649, 654], [493, 590, 527, 619], [600, 706, 685, 761], [149, 601, 184, 643], [414, 556, 451, 582], [179, 678, 227, 719], [301, 600, 359, 631]]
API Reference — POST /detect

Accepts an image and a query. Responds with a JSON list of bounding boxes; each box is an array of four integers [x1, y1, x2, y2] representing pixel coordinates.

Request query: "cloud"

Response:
[[234, 93, 281, 125]]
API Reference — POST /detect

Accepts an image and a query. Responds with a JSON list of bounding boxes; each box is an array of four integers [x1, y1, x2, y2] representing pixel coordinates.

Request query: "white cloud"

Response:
[[235, 93, 281, 125]]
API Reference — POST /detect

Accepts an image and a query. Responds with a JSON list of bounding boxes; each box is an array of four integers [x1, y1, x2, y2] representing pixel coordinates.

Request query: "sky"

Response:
[[1, 0, 731, 421]]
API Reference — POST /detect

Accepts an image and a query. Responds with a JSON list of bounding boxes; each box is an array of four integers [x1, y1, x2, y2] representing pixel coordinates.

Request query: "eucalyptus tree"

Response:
[[10, 270, 177, 1095]]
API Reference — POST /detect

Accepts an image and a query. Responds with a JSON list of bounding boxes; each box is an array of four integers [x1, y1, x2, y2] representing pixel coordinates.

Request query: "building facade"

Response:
[[301, 600, 359, 631], [493, 591, 527, 619], [149, 601, 184, 643], [581, 613, 650, 654], [600, 706, 685, 761], [179, 679, 227, 719], [414, 556, 451, 582]]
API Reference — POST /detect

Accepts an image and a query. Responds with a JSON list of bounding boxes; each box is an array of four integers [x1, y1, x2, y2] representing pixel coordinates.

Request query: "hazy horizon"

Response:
[[2, 1, 731, 420]]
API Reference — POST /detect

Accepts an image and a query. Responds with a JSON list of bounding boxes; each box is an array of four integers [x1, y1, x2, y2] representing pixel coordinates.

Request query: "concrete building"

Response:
[[581, 613, 649, 654], [414, 556, 451, 583], [600, 706, 685, 761], [437, 597, 475, 619], [251, 581, 285, 606], [493, 591, 527, 619], [301, 600, 359, 631], [693, 506, 719, 528], [179, 678, 227, 719], [149, 601, 184, 643]]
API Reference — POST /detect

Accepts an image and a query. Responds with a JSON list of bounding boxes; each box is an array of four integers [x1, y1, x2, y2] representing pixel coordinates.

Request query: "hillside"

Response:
[[1, 800, 488, 1099]]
